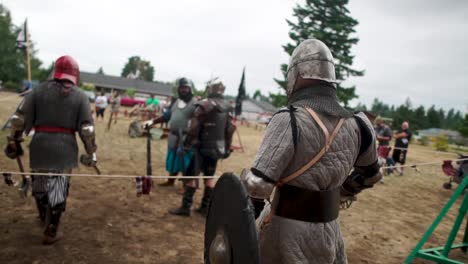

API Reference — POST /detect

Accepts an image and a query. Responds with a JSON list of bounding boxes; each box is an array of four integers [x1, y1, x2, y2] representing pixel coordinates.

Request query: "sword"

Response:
[[93, 165, 102, 175], [80, 154, 102, 175], [106, 113, 113, 131], [146, 125, 152, 176], [5, 135, 29, 197], [3, 173, 14, 186], [178, 129, 186, 176], [16, 155, 30, 198]]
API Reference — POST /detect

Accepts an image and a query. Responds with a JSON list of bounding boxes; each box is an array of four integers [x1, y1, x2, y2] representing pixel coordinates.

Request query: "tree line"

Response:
[[356, 98, 466, 134], [0, 4, 157, 91], [266, 0, 467, 137], [0, 4, 50, 90]]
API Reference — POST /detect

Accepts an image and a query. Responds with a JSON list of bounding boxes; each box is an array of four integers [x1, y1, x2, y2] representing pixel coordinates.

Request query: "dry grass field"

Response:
[[0, 91, 467, 263]]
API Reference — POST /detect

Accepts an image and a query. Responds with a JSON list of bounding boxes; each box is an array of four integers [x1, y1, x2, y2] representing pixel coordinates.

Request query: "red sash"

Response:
[[34, 126, 75, 134]]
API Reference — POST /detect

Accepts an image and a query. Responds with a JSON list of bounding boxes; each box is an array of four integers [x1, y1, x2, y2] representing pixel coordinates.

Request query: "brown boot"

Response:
[[177, 186, 184, 195], [196, 187, 213, 217], [35, 197, 47, 225], [158, 179, 175, 187], [168, 186, 196, 217], [42, 204, 64, 245], [42, 224, 63, 245]]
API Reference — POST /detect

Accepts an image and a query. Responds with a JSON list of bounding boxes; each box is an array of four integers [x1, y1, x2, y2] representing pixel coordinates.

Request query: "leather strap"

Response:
[[260, 108, 345, 229], [278, 108, 344, 185]]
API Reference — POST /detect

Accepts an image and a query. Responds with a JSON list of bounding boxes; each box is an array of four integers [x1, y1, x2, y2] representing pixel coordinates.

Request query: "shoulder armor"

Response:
[[353, 112, 376, 156], [196, 99, 218, 112], [215, 100, 232, 113]]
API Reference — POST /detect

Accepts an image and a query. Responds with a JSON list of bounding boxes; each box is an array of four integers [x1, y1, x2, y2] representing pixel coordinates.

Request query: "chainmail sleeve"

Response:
[[76, 92, 94, 129], [21, 90, 35, 135]]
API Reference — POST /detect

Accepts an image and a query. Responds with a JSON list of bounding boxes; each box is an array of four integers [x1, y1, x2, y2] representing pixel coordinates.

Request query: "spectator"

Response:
[[146, 94, 160, 112], [95, 91, 108, 120], [385, 147, 396, 175], [375, 118, 392, 183], [110, 90, 121, 124], [375, 117, 392, 158], [392, 121, 412, 175]]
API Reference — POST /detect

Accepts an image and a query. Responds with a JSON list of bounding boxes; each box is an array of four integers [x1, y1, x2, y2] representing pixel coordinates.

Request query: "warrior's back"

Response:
[[252, 108, 373, 264], [24, 81, 92, 170], [253, 108, 363, 190]]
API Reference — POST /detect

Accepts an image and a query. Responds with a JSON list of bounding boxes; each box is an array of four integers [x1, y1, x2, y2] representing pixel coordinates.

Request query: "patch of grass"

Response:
[[0, 130, 8, 145]]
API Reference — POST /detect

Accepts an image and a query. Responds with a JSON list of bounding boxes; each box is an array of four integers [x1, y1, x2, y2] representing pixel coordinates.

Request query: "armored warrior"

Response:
[[146, 77, 197, 186], [169, 78, 236, 217], [4, 56, 97, 245], [242, 39, 381, 263]]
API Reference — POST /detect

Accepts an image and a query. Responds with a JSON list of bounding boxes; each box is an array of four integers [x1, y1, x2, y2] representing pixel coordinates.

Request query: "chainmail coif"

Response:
[[288, 84, 352, 118]]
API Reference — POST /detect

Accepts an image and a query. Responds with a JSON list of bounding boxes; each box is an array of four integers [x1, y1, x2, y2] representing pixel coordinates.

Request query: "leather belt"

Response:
[[276, 184, 340, 223], [34, 126, 75, 134], [170, 130, 187, 135]]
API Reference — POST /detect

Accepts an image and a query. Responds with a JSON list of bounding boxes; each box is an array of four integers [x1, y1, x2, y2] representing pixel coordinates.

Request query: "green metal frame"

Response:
[[405, 174, 468, 264]]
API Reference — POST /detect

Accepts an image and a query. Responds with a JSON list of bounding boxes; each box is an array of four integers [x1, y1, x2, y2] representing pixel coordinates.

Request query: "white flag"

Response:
[[16, 19, 28, 49]]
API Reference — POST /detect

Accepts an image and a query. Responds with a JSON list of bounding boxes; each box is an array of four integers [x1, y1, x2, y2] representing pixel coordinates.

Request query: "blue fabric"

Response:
[[386, 157, 396, 174], [166, 148, 193, 174], [163, 108, 171, 122]]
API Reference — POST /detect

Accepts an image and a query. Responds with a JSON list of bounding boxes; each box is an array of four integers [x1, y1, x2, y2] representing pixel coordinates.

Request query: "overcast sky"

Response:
[[2, 0, 467, 113]]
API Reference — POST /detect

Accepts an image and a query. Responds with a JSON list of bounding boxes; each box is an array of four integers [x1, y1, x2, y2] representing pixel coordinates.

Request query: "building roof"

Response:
[[80, 72, 172, 96], [418, 128, 461, 137], [242, 98, 277, 114]]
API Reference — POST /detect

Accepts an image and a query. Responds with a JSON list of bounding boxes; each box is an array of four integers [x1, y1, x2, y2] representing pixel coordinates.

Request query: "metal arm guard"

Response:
[[242, 169, 275, 200], [4, 113, 25, 159], [223, 114, 236, 158], [10, 113, 25, 135], [341, 161, 382, 197], [79, 123, 97, 155], [238, 169, 274, 218]]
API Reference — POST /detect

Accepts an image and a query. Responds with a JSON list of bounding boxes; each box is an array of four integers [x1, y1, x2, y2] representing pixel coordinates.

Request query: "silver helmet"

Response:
[[176, 77, 193, 89], [206, 77, 225, 96], [286, 39, 336, 95]]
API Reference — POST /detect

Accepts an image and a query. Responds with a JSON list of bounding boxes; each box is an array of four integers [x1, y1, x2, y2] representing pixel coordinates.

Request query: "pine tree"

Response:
[[97, 67, 105, 75], [0, 4, 25, 85], [275, 0, 363, 106], [453, 111, 464, 130], [413, 105, 427, 130], [235, 68, 246, 116], [427, 105, 441, 128], [0, 4, 47, 86], [438, 108, 446, 128], [458, 114, 468, 138], [269, 91, 288, 108], [121, 56, 155, 81], [393, 105, 412, 130]]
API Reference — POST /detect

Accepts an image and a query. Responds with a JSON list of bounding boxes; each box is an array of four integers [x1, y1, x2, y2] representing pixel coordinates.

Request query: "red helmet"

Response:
[[53, 55, 80, 85]]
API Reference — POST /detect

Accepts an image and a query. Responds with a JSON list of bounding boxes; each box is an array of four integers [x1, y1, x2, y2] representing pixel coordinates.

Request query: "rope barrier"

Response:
[[1, 158, 467, 179], [381, 158, 468, 170], [0, 170, 219, 179], [392, 146, 459, 156]]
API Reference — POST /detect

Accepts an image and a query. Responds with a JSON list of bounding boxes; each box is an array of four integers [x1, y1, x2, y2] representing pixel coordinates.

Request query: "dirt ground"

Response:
[[0, 91, 467, 264]]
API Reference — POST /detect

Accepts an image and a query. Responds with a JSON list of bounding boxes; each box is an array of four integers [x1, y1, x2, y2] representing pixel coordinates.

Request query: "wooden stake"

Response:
[[236, 128, 244, 152], [106, 112, 113, 131], [25, 19, 31, 83]]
